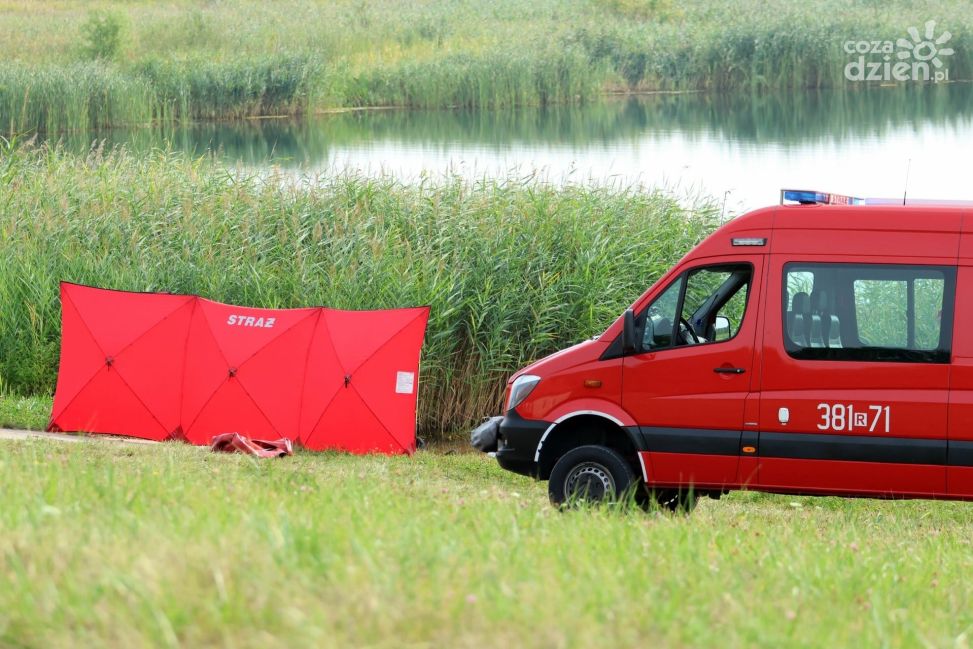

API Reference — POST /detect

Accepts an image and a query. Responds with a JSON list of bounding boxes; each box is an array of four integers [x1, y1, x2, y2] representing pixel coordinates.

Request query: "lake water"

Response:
[[67, 84, 973, 214]]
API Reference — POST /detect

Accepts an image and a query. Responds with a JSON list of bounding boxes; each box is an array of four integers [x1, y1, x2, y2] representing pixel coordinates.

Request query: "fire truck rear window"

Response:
[[782, 263, 955, 363]]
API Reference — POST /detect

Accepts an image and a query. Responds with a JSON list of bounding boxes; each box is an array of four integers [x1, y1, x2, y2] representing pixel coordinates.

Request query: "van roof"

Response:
[[690, 200, 971, 262], [727, 202, 968, 235], [780, 188, 973, 207]]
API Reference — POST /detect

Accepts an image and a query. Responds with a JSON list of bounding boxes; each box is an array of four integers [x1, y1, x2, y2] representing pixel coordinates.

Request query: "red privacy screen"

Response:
[[49, 283, 429, 454]]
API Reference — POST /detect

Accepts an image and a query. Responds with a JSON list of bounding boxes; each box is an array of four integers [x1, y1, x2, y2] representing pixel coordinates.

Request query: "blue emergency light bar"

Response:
[[780, 189, 973, 207], [780, 189, 866, 206]]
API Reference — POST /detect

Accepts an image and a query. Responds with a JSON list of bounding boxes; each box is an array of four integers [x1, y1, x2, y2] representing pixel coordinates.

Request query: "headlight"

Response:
[[507, 374, 540, 411]]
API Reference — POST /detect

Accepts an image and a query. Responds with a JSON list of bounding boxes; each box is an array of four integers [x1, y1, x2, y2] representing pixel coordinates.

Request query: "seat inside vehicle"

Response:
[[788, 291, 810, 347]]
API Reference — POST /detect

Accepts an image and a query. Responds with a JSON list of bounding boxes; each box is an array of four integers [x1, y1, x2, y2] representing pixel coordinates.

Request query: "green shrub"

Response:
[[79, 11, 123, 61]]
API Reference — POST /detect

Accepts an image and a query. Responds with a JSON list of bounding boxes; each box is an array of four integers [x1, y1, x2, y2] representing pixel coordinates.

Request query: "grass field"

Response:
[[0, 394, 49, 431], [2, 435, 973, 648], [4, 0, 973, 132], [0, 144, 718, 439]]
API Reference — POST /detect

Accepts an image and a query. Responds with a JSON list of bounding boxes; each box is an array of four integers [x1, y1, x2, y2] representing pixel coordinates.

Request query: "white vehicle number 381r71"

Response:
[[817, 403, 890, 433]]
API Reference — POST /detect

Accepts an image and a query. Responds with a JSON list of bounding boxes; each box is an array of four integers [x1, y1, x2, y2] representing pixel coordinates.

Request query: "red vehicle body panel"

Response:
[[504, 202, 973, 502]]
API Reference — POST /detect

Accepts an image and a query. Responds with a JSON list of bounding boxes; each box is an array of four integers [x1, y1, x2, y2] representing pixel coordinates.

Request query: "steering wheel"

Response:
[[679, 317, 700, 344]]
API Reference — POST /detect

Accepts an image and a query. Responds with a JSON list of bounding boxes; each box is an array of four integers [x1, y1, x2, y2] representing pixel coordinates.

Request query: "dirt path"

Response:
[[0, 428, 158, 445]]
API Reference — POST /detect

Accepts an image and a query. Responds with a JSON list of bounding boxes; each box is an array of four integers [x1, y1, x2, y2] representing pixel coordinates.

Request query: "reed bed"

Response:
[[344, 48, 599, 109], [134, 55, 322, 121], [3, 0, 973, 132], [0, 143, 718, 438], [0, 62, 155, 134], [0, 55, 320, 134]]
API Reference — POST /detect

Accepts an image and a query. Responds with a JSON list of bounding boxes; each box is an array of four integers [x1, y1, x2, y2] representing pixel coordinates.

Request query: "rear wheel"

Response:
[[548, 445, 641, 508]]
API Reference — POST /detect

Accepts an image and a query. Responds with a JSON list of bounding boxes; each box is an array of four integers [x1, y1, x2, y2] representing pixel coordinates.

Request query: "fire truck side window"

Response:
[[783, 263, 955, 363], [642, 277, 681, 350], [640, 263, 752, 351]]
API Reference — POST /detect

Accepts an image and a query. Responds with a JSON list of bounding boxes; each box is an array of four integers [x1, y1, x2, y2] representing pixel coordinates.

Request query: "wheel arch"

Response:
[[534, 411, 643, 480]]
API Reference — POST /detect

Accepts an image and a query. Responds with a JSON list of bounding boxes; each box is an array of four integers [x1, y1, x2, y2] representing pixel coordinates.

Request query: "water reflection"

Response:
[[53, 84, 973, 212]]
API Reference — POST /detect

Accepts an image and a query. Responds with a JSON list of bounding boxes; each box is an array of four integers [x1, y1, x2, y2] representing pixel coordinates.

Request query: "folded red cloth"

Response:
[[210, 433, 293, 458]]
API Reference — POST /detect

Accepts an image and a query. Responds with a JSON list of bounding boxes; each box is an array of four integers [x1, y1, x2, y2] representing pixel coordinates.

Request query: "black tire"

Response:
[[548, 445, 641, 508]]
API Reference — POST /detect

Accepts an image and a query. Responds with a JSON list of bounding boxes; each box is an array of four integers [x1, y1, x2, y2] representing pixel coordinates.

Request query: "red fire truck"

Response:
[[472, 190, 973, 511]]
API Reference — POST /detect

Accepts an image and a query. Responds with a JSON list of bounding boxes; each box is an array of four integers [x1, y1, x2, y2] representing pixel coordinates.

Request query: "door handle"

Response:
[[713, 367, 745, 374]]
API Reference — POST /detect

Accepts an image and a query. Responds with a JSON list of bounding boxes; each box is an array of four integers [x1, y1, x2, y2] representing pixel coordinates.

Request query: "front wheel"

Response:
[[548, 445, 641, 508]]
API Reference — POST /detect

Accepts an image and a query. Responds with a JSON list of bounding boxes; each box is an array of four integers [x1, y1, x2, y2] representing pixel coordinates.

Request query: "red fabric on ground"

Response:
[[210, 432, 293, 458]]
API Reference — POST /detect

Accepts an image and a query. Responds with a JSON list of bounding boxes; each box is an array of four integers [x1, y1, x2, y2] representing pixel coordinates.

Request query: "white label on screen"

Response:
[[395, 371, 415, 394]]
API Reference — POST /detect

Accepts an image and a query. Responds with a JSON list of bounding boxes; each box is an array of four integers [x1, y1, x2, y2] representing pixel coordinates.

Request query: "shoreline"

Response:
[[9, 80, 972, 138]]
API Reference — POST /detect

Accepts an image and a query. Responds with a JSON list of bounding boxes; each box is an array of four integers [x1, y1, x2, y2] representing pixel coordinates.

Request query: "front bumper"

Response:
[[470, 410, 550, 478]]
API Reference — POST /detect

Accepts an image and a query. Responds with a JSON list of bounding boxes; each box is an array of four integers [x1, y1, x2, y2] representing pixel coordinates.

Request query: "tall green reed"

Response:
[[343, 48, 600, 108], [0, 144, 718, 437], [6, 0, 973, 133], [0, 55, 321, 134], [0, 62, 155, 134]]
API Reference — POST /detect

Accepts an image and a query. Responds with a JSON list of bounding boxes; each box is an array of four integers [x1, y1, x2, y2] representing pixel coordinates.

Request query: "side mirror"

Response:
[[713, 315, 731, 341], [622, 308, 638, 354]]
